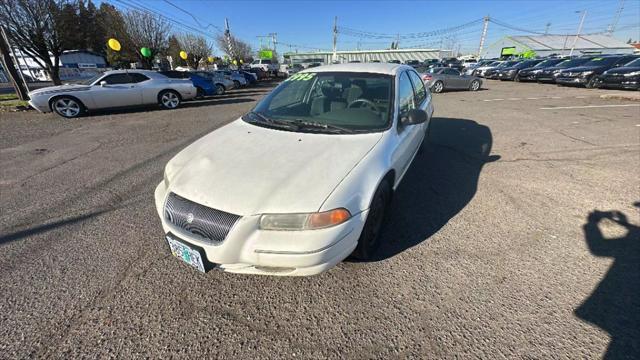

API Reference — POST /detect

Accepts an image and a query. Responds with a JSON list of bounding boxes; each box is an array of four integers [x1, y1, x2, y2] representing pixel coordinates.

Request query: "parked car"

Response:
[[470, 60, 502, 77], [286, 64, 304, 76], [160, 70, 217, 98], [218, 70, 248, 88], [405, 59, 421, 67], [555, 55, 638, 88], [250, 58, 279, 74], [496, 59, 543, 81], [595, 57, 640, 90], [190, 71, 232, 95], [239, 70, 258, 85], [154, 63, 434, 276], [440, 57, 464, 71], [515, 58, 567, 82], [421, 67, 482, 93], [484, 60, 521, 79], [212, 70, 240, 90], [535, 57, 595, 83], [388, 59, 401, 64], [246, 67, 269, 80], [28, 70, 196, 118]]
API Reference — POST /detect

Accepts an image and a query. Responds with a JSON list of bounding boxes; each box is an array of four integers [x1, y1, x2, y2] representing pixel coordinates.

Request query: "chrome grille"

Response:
[[164, 192, 240, 243]]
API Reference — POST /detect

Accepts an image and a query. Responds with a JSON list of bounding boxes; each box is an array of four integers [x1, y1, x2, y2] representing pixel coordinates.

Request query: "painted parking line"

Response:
[[540, 104, 640, 110], [483, 96, 596, 102]]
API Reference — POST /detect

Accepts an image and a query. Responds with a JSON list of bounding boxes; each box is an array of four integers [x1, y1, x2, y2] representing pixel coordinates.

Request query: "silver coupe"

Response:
[[28, 70, 197, 118], [420, 67, 482, 93]]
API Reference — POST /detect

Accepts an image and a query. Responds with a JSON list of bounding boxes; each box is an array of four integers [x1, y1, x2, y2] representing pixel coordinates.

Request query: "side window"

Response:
[[443, 68, 460, 75], [102, 74, 132, 84], [129, 73, 149, 83], [397, 72, 415, 116], [407, 71, 427, 105], [263, 60, 272, 64]]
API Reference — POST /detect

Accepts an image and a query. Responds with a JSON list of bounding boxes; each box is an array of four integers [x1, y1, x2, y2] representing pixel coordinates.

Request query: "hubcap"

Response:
[[435, 82, 443, 92], [161, 92, 179, 108], [54, 98, 80, 117], [472, 81, 479, 90]]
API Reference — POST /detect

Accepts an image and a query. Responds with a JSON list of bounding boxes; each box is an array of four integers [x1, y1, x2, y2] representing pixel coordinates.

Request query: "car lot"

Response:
[[1, 79, 638, 358]]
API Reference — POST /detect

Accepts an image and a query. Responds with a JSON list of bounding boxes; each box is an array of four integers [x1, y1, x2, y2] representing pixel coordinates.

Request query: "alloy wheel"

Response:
[[54, 98, 81, 118], [161, 92, 180, 108]]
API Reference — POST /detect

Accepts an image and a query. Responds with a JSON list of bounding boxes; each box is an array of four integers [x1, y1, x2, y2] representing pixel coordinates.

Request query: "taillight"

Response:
[[422, 74, 432, 81]]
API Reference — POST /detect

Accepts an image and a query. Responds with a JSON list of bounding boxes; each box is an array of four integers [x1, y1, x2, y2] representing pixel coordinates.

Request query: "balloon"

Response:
[[107, 38, 121, 51], [232, 60, 237, 65], [207, 56, 214, 63], [179, 51, 188, 60], [239, 59, 244, 64], [140, 47, 151, 58]]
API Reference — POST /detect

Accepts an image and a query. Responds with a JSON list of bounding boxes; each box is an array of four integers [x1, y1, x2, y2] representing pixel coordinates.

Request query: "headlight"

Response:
[[553, 69, 562, 74], [259, 208, 351, 231], [624, 71, 640, 77], [581, 71, 594, 76], [532, 69, 542, 74]]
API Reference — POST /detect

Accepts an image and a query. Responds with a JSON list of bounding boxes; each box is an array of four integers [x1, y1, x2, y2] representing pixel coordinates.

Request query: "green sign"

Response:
[[259, 50, 273, 59], [501, 47, 516, 56], [520, 49, 536, 59]]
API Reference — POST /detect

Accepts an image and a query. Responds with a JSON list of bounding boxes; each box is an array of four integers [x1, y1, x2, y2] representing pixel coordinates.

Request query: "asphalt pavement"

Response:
[[0, 80, 638, 359]]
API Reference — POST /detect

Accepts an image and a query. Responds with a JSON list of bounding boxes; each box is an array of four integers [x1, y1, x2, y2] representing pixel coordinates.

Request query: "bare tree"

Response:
[[177, 33, 212, 69], [215, 34, 253, 63], [123, 10, 170, 69], [0, 0, 71, 85]]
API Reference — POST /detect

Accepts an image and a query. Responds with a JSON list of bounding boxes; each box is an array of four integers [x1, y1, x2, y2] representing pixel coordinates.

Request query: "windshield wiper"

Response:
[[293, 120, 354, 134], [245, 112, 298, 130]]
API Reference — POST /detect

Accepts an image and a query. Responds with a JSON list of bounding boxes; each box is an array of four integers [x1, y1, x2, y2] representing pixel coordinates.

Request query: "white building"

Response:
[[1, 49, 108, 82], [285, 48, 449, 66], [482, 34, 635, 58]]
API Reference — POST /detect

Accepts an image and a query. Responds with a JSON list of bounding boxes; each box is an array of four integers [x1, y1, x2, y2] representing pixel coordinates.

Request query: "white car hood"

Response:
[[166, 119, 383, 216], [29, 84, 90, 96]]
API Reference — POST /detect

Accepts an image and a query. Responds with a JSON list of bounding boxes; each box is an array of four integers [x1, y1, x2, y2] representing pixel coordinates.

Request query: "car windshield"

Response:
[[623, 58, 640, 67], [247, 72, 393, 133], [582, 57, 620, 67], [81, 73, 106, 85], [534, 59, 564, 68]]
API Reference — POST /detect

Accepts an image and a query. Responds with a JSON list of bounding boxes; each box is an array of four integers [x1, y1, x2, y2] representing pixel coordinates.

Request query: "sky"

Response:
[[101, 0, 640, 55]]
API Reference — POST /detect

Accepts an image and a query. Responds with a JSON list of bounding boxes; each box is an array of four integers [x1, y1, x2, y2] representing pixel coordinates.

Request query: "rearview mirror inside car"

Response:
[[401, 109, 427, 126]]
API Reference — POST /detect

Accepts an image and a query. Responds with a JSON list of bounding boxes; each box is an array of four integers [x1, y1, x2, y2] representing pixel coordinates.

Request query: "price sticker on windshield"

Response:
[[286, 73, 316, 81]]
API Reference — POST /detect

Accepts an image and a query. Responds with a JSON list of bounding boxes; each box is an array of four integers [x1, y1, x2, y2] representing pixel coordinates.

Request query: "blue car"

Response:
[[240, 70, 258, 85], [159, 71, 217, 98]]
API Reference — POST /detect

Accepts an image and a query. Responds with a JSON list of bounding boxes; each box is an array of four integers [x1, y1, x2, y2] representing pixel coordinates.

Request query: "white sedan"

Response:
[[155, 63, 434, 276], [28, 70, 196, 118]]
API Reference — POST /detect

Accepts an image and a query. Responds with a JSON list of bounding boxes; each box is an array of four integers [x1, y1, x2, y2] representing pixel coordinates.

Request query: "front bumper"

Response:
[[154, 182, 367, 276], [555, 77, 589, 86], [28, 97, 51, 113], [596, 76, 640, 90], [497, 72, 516, 80]]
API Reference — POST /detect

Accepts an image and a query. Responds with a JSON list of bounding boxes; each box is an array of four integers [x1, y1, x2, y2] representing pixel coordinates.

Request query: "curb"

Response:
[[600, 93, 640, 102]]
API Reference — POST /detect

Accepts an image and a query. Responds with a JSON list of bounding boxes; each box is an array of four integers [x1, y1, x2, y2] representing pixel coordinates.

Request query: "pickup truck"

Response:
[[250, 59, 279, 74]]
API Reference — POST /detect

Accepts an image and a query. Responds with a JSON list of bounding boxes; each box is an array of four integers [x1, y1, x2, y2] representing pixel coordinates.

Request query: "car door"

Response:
[[391, 71, 424, 182], [444, 68, 465, 88], [90, 73, 142, 108]]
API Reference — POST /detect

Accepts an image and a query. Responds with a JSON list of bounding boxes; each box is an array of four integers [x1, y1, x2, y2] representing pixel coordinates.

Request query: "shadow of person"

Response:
[[576, 203, 640, 359], [353, 117, 498, 262]]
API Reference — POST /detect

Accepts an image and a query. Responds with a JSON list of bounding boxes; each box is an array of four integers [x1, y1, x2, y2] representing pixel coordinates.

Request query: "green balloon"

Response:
[[140, 47, 152, 58]]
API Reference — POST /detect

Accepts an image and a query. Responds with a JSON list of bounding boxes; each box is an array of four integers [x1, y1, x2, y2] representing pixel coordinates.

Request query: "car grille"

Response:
[[164, 192, 241, 243]]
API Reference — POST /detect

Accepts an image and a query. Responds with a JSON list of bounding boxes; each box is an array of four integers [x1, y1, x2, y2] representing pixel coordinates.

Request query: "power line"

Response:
[[162, 0, 224, 33]]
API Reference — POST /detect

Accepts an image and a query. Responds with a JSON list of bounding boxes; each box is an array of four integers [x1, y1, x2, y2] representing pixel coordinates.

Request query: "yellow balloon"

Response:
[[179, 51, 188, 60], [107, 38, 121, 51], [232, 59, 238, 65], [239, 59, 244, 64], [208, 56, 214, 63]]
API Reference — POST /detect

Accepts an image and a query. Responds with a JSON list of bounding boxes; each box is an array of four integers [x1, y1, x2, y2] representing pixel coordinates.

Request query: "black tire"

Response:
[[514, 75, 521, 82], [233, 80, 241, 89], [158, 90, 181, 109], [585, 76, 597, 89], [432, 80, 444, 93], [50, 96, 84, 118], [469, 79, 481, 91], [215, 84, 226, 95], [351, 180, 391, 260]]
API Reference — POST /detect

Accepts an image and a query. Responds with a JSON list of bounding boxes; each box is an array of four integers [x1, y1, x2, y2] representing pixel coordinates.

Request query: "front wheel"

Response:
[[432, 80, 444, 93], [233, 80, 241, 89], [158, 90, 181, 109], [51, 96, 84, 118], [469, 80, 481, 91], [215, 84, 225, 95], [585, 76, 597, 89], [351, 180, 391, 260]]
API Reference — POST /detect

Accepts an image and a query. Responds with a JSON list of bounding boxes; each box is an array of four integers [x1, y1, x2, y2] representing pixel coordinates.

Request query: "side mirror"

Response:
[[401, 109, 427, 126], [100, 81, 107, 87]]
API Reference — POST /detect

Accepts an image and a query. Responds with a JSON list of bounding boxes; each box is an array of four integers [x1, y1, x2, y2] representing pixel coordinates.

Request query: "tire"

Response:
[[469, 80, 481, 91], [215, 84, 225, 95], [351, 180, 391, 260], [514, 75, 521, 82], [585, 76, 597, 89], [233, 80, 241, 89], [50, 96, 84, 118], [195, 87, 205, 99], [158, 90, 181, 109], [432, 80, 444, 93]]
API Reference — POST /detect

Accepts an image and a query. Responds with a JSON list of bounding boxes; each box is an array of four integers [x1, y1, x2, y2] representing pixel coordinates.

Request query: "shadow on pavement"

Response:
[[576, 203, 640, 359], [355, 117, 498, 262]]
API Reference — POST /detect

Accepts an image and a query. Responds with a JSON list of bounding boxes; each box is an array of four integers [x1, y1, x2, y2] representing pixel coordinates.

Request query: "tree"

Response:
[[123, 10, 170, 69], [177, 33, 211, 69], [215, 34, 253, 63], [97, 3, 134, 68], [0, 0, 72, 85], [167, 35, 185, 68]]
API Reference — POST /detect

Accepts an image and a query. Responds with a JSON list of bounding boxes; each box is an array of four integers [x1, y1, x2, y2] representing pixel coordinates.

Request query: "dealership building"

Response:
[[1, 49, 107, 82], [481, 34, 635, 58], [284, 48, 450, 65]]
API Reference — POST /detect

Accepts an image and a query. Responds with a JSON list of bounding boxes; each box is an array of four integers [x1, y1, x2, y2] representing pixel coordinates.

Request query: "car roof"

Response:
[[103, 69, 165, 79], [299, 63, 410, 76]]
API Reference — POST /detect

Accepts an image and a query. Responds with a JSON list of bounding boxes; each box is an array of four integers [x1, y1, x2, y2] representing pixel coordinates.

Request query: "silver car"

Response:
[[28, 70, 197, 118], [420, 67, 482, 93]]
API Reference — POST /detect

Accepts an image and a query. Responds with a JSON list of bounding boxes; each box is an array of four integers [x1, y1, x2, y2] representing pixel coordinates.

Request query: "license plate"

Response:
[[166, 236, 205, 272]]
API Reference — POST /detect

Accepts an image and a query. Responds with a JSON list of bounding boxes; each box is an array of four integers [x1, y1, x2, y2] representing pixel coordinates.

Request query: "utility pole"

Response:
[[477, 16, 490, 58], [569, 10, 587, 56], [224, 18, 235, 61], [269, 32, 277, 54], [544, 22, 551, 35], [332, 16, 338, 62], [607, 0, 625, 35], [395, 33, 400, 50], [0, 26, 29, 100]]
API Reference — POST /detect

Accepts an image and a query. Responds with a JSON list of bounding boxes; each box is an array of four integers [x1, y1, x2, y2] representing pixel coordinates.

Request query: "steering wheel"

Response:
[[347, 98, 381, 113]]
